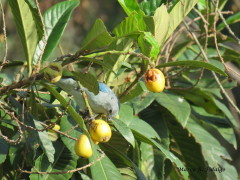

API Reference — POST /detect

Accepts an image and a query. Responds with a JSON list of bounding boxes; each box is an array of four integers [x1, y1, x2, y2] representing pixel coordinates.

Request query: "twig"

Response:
[[183, 20, 240, 117], [77, 81, 94, 117], [13, 89, 50, 94], [157, 11, 233, 65], [19, 149, 105, 174], [0, 0, 8, 71], [212, 0, 230, 72], [119, 59, 148, 99], [33, 0, 47, 70], [39, 122, 78, 141], [211, 0, 240, 44], [0, 73, 44, 95], [169, 68, 204, 90], [0, 102, 23, 144]]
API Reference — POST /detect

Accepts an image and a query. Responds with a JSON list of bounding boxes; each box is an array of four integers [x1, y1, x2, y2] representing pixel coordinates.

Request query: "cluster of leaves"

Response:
[[0, 0, 240, 179]]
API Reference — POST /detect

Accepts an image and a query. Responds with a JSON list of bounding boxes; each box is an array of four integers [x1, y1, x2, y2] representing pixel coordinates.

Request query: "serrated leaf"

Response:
[[118, 105, 188, 179], [140, 0, 162, 16], [103, 37, 134, 84], [120, 81, 145, 103], [128, 93, 158, 114], [138, 32, 160, 59], [43, 83, 86, 131], [167, 116, 207, 180], [72, 71, 99, 95], [33, 0, 79, 64], [213, 98, 238, 128], [0, 138, 9, 164], [192, 105, 237, 149], [60, 115, 82, 155], [102, 143, 147, 180], [140, 143, 157, 180], [113, 13, 141, 37], [25, 0, 44, 37], [217, 11, 240, 31], [90, 145, 124, 180], [166, 0, 198, 39], [112, 118, 135, 147], [143, 16, 155, 34], [34, 120, 55, 163], [157, 60, 228, 76], [128, 117, 160, 141], [30, 141, 77, 180], [186, 117, 238, 180], [80, 19, 113, 51], [155, 92, 191, 127], [117, 0, 142, 16], [8, 0, 40, 73], [153, 5, 170, 47]]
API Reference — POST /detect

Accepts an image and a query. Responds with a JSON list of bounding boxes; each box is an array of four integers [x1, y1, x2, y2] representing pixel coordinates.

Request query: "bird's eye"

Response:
[[109, 109, 112, 114]]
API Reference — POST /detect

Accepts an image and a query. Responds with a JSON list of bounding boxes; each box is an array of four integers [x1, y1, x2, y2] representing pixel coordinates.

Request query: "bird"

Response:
[[55, 77, 120, 120]]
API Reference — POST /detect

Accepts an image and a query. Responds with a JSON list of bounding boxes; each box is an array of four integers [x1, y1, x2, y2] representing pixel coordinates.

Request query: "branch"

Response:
[[183, 20, 240, 119], [0, 0, 8, 71], [19, 149, 105, 174], [0, 73, 44, 95]]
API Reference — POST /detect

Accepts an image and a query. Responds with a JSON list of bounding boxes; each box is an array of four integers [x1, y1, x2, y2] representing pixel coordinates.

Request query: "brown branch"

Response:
[[0, 0, 8, 71], [211, 0, 240, 44], [0, 102, 23, 144], [19, 149, 105, 174], [33, 0, 47, 72], [0, 73, 44, 95], [119, 59, 148, 99]]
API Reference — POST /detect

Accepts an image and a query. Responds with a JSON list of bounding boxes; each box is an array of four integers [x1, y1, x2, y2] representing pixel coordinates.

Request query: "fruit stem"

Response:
[[77, 81, 94, 118]]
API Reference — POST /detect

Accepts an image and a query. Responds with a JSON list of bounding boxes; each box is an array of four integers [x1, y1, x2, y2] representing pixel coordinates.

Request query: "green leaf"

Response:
[[117, 0, 143, 16], [120, 81, 146, 103], [8, 0, 40, 74], [25, 0, 44, 38], [34, 120, 55, 163], [138, 104, 170, 148], [186, 117, 238, 180], [118, 105, 189, 179], [80, 19, 113, 51], [128, 117, 160, 141], [217, 11, 240, 31], [33, 0, 79, 64], [151, 140, 189, 179], [72, 71, 99, 95], [140, 143, 157, 180], [113, 13, 141, 37], [192, 106, 237, 149], [30, 141, 77, 180], [213, 98, 238, 128], [155, 92, 191, 127], [103, 143, 147, 180], [138, 32, 160, 59], [90, 145, 124, 180], [103, 37, 134, 84], [166, 0, 198, 39], [43, 83, 87, 131], [140, 0, 162, 16], [112, 118, 135, 147], [128, 93, 158, 114], [0, 139, 9, 164], [143, 16, 155, 34], [118, 104, 160, 140], [167, 116, 207, 180], [157, 60, 228, 76], [60, 115, 82, 155], [153, 5, 170, 47], [28, 90, 39, 118]]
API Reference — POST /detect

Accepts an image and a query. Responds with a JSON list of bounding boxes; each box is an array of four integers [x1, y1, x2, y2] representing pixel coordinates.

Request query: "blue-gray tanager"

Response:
[[55, 77, 120, 119]]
